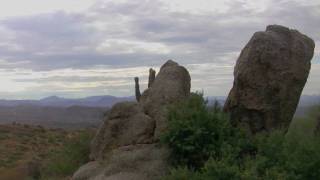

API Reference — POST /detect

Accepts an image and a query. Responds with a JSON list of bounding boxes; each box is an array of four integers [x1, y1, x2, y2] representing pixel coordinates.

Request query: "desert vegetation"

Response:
[[39, 130, 93, 179], [0, 124, 94, 180], [162, 93, 320, 180]]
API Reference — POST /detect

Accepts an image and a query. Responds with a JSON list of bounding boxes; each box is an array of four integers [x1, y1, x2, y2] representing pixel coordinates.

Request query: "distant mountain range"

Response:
[[0, 105, 106, 129], [0, 95, 318, 128], [296, 95, 320, 107], [0, 95, 135, 128], [208, 95, 320, 117], [294, 95, 320, 117], [1, 95, 318, 108], [0, 95, 135, 108], [207, 95, 320, 108]]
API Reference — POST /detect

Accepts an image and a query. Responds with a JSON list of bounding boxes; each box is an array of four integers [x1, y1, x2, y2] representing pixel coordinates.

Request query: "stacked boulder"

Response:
[[73, 60, 191, 180], [224, 25, 315, 133]]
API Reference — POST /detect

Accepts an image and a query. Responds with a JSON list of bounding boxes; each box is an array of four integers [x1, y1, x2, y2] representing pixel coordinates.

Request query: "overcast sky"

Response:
[[0, 0, 319, 99]]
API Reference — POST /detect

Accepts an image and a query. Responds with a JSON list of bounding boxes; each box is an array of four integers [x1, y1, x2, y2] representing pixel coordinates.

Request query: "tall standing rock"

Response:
[[224, 25, 315, 133], [134, 77, 141, 102], [140, 60, 191, 138], [148, 68, 156, 88]]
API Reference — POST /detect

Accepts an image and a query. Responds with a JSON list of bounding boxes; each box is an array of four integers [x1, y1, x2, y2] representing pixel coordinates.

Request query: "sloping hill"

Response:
[[0, 105, 106, 129], [0, 124, 94, 180]]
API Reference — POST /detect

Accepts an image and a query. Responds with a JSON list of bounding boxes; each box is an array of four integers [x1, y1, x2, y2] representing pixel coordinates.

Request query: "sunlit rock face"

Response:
[[224, 25, 315, 134], [73, 60, 191, 180]]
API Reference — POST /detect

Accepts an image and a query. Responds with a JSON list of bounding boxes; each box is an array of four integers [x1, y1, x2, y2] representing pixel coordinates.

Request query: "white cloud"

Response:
[[0, 65, 155, 98], [160, 0, 230, 14], [0, 69, 37, 92], [0, 0, 95, 18], [96, 39, 170, 54]]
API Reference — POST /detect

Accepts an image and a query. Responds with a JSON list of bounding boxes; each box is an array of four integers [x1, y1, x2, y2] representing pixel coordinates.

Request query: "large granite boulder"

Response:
[[140, 60, 191, 138], [224, 25, 315, 133], [73, 60, 191, 180]]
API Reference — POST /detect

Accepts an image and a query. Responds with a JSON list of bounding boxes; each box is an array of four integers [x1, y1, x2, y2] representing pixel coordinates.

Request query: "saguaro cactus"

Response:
[[148, 68, 156, 88], [134, 77, 141, 101]]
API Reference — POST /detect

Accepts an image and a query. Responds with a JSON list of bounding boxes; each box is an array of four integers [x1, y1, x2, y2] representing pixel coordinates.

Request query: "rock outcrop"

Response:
[[148, 68, 156, 88], [90, 102, 155, 160], [224, 25, 315, 133], [73, 60, 191, 180], [134, 77, 141, 102], [140, 60, 191, 138]]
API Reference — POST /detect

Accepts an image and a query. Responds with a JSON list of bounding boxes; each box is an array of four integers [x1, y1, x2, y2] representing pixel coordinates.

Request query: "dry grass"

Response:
[[0, 123, 93, 180]]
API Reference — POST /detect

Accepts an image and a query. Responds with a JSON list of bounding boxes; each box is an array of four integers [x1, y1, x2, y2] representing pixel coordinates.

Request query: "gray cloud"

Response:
[[0, 0, 319, 98], [1, 1, 319, 68]]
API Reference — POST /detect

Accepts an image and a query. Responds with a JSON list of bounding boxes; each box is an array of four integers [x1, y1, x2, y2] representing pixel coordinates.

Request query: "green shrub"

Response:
[[283, 135, 320, 179], [162, 93, 320, 180], [40, 130, 93, 178], [161, 93, 246, 168], [243, 130, 320, 180], [162, 167, 198, 180], [199, 158, 241, 180]]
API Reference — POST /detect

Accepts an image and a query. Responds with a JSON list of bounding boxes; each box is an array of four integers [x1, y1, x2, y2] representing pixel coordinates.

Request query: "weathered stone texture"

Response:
[[73, 60, 191, 180], [224, 25, 315, 133]]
